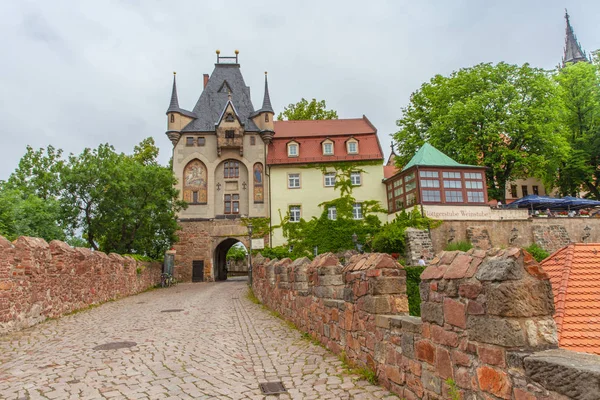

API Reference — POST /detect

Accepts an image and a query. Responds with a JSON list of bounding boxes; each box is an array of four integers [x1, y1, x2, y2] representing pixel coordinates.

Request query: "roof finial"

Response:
[[228, 90, 232, 101], [390, 141, 397, 155], [167, 72, 180, 113]]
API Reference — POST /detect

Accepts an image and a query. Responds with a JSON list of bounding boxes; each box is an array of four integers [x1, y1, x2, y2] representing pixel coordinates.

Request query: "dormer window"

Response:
[[225, 113, 234, 122], [322, 139, 334, 156], [225, 130, 235, 139], [287, 142, 299, 157], [347, 138, 359, 154]]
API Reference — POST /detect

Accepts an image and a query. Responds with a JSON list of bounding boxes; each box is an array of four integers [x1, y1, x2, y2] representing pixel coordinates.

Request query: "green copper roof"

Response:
[[402, 143, 474, 171]]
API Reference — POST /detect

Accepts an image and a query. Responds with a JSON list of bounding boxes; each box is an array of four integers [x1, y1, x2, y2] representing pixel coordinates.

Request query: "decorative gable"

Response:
[[216, 102, 244, 156]]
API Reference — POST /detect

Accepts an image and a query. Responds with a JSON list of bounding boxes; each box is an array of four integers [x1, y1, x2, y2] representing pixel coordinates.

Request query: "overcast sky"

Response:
[[1, 0, 598, 181]]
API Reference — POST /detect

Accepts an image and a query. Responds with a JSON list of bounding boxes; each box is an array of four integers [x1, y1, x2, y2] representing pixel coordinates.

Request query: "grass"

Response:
[[445, 378, 461, 400], [524, 243, 550, 262], [246, 287, 261, 304], [339, 350, 379, 385]]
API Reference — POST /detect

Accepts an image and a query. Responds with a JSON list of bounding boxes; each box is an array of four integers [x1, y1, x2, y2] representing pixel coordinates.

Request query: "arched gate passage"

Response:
[[213, 238, 246, 281]]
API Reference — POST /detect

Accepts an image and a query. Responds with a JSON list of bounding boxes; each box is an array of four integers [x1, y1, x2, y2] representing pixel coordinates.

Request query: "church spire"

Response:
[[562, 10, 588, 67], [167, 72, 180, 113], [261, 72, 274, 113]]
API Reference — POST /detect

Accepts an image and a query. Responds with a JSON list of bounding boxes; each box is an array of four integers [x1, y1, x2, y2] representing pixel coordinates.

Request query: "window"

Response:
[[350, 172, 361, 186], [510, 185, 518, 198], [288, 143, 298, 157], [422, 190, 441, 202], [406, 192, 416, 206], [323, 142, 333, 155], [224, 194, 239, 214], [327, 206, 337, 220], [445, 191, 463, 203], [444, 180, 462, 189], [324, 172, 336, 187], [347, 141, 358, 154], [289, 206, 301, 222], [405, 172, 415, 181], [198, 137, 206, 146], [464, 172, 482, 180], [186, 137, 194, 146], [192, 191, 199, 203], [419, 171, 439, 178], [521, 185, 529, 197], [352, 203, 363, 220], [288, 173, 300, 188], [225, 113, 235, 122], [405, 180, 416, 192], [467, 191, 485, 203], [394, 186, 404, 197], [420, 179, 440, 188], [395, 199, 404, 210], [533, 185, 539, 195], [443, 171, 461, 179], [170, 114, 175, 123], [225, 130, 235, 139], [265, 114, 269, 122], [224, 161, 239, 178], [465, 181, 483, 189], [250, 136, 256, 145]]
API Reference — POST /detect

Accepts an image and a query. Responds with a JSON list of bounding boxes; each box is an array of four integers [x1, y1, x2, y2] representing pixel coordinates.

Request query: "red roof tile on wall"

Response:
[[268, 117, 384, 165], [541, 243, 600, 355]]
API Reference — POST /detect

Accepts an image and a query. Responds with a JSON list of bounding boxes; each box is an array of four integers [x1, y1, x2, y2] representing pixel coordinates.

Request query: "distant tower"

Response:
[[562, 10, 589, 67]]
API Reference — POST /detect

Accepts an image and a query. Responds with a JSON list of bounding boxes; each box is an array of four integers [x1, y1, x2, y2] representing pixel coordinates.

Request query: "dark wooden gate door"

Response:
[[192, 260, 204, 282]]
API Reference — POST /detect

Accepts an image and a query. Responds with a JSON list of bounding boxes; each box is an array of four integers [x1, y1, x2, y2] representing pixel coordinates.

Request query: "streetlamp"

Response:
[[248, 222, 253, 286]]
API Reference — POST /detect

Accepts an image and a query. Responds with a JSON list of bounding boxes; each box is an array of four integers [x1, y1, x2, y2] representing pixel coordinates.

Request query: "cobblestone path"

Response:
[[0, 278, 395, 399]]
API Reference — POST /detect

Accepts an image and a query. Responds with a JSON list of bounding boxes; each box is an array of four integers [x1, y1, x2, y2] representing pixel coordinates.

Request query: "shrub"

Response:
[[444, 241, 473, 252], [405, 266, 425, 316], [525, 243, 550, 262], [123, 253, 154, 262]]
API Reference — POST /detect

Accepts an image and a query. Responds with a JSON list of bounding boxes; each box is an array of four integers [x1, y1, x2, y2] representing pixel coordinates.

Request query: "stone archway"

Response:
[[213, 238, 245, 281]]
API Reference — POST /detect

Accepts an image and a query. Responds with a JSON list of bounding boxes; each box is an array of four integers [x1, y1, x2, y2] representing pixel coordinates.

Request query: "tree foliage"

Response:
[[554, 61, 600, 199], [393, 62, 568, 202], [277, 98, 338, 121], [0, 138, 186, 258], [226, 244, 247, 262]]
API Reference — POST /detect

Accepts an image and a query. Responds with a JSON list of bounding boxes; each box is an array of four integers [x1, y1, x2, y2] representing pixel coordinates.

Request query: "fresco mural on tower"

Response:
[[254, 163, 264, 203], [183, 159, 208, 203]]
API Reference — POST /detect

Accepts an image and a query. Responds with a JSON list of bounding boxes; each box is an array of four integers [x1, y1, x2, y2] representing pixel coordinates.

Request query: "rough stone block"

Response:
[[487, 280, 554, 317], [402, 333, 415, 359], [443, 254, 472, 279], [443, 298, 466, 329], [458, 282, 482, 299], [524, 349, 600, 400], [420, 265, 447, 280], [477, 366, 512, 399], [467, 300, 485, 315], [362, 295, 391, 314], [389, 315, 422, 333], [421, 302, 444, 326], [370, 277, 406, 295], [375, 315, 393, 329], [319, 274, 344, 286], [467, 316, 527, 347], [415, 340, 436, 365], [477, 344, 506, 367], [476, 257, 523, 281], [435, 347, 453, 379], [419, 281, 429, 302], [431, 325, 459, 347], [422, 368, 442, 394]]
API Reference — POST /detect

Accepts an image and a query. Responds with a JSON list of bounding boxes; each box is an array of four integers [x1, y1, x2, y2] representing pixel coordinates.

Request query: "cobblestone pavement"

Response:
[[0, 277, 395, 399]]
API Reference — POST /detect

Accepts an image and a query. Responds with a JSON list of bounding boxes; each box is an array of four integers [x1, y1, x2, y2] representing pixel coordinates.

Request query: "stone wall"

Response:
[[430, 218, 600, 254], [405, 228, 435, 266], [0, 236, 161, 335], [252, 250, 600, 399]]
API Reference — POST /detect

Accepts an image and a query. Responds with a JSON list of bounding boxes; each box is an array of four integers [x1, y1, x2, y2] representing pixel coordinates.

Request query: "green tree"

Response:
[[371, 207, 441, 254], [226, 244, 247, 261], [393, 62, 568, 202], [554, 61, 600, 198], [277, 98, 338, 121]]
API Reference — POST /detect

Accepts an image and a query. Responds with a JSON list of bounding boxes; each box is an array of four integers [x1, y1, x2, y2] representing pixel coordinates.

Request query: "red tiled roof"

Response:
[[268, 117, 384, 165], [541, 243, 600, 355], [384, 165, 399, 179], [272, 116, 375, 138]]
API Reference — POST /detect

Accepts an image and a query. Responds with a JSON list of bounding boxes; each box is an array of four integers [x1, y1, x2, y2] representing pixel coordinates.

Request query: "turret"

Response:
[[252, 72, 275, 142], [165, 72, 196, 146], [562, 10, 588, 67]]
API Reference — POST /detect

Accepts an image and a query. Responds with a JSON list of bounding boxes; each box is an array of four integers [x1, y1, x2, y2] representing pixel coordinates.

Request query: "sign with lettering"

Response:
[[251, 238, 265, 249], [391, 205, 529, 221]]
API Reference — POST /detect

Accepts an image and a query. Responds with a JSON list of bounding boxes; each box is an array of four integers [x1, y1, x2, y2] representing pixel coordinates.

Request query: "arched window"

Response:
[[170, 114, 175, 123], [224, 160, 240, 179]]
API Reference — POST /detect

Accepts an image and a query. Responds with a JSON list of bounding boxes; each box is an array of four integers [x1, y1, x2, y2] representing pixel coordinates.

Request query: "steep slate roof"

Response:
[[563, 10, 588, 66], [252, 73, 274, 115], [182, 63, 259, 132], [402, 143, 475, 171], [166, 74, 197, 118], [541, 243, 600, 355], [268, 117, 383, 165]]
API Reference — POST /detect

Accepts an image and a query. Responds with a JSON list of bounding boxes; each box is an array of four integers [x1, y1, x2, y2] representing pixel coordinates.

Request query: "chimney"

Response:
[[203, 74, 209, 88]]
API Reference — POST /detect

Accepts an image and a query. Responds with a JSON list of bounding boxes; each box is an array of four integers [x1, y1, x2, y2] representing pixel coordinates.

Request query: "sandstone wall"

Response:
[[0, 236, 161, 335], [252, 250, 600, 399], [430, 218, 600, 254]]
